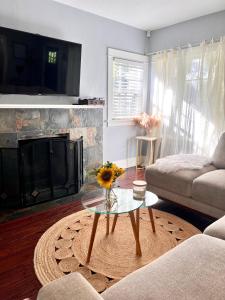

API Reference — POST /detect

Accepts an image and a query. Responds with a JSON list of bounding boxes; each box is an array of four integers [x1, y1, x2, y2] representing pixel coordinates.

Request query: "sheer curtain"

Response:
[[150, 38, 225, 157]]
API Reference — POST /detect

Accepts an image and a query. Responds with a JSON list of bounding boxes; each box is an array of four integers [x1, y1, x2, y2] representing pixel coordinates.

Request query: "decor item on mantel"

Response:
[[133, 113, 161, 137], [77, 97, 105, 105], [94, 161, 125, 209]]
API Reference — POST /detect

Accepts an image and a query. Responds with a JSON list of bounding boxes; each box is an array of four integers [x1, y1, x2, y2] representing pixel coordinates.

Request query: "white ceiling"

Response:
[[52, 0, 225, 30]]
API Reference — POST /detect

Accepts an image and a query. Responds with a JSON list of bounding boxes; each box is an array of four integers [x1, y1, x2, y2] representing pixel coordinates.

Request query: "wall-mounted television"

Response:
[[0, 26, 82, 96]]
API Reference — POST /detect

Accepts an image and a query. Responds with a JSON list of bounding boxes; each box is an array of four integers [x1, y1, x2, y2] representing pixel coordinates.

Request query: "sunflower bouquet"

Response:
[[95, 161, 125, 190]]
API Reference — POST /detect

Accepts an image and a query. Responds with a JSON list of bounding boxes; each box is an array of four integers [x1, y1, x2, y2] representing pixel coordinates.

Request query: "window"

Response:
[[108, 48, 148, 126], [48, 51, 57, 64]]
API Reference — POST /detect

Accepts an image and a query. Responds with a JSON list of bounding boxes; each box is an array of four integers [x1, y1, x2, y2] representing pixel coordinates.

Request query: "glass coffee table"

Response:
[[81, 188, 143, 263]]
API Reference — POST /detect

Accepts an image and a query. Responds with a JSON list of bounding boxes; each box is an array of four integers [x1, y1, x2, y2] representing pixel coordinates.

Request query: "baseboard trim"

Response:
[[113, 157, 136, 169]]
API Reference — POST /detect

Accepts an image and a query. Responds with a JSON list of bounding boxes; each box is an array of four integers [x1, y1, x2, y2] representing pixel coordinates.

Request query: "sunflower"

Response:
[[97, 167, 114, 189], [115, 167, 125, 177]]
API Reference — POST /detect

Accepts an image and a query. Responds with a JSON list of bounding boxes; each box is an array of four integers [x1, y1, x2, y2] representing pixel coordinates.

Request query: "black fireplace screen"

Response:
[[0, 136, 83, 208]]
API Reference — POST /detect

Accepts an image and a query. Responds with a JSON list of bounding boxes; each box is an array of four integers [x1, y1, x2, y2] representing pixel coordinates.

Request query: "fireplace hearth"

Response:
[[0, 136, 83, 208]]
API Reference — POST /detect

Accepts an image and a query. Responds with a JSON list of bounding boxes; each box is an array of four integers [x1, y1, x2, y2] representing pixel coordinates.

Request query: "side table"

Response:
[[136, 136, 161, 169]]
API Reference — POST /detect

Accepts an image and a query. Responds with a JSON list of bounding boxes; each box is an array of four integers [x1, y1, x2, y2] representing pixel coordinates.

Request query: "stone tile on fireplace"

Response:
[[83, 143, 103, 178], [86, 127, 97, 146], [41, 109, 70, 130], [16, 109, 41, 131], [69, 108, 82, 127], [0, 109, 16, 132], [84, 108, 103, 127], [0, 133, 18, 147], [69, 127, 98, 148], [69, 127, 86, 145], [69, 108, 103, 128], [95, 126, 103, 144]]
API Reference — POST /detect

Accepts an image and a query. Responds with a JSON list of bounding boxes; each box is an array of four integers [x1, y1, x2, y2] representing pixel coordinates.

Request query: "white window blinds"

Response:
[[112, 58, 145, 119], [108, 49, 148, 126]]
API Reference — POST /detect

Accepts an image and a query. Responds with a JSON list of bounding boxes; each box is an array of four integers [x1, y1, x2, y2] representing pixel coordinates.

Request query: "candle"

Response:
[[133, 180, 147, 200]]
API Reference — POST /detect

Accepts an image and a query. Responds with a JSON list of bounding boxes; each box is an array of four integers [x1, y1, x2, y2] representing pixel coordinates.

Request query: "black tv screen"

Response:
[[0, 27, 81, 96]]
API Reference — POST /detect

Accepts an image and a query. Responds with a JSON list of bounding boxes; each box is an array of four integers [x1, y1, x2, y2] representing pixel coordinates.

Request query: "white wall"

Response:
[[147, 10, 225, 53], [0, 0, 147, 164]]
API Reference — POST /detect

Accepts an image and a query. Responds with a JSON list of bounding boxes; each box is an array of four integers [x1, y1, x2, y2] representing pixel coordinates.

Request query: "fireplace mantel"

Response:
[[0, 104, 103, 109]]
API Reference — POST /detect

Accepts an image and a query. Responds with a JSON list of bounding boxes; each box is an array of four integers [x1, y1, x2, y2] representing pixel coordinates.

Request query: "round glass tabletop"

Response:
[[81, 188, 158, 215], [81, 188, 143, 215], [141, 190, 158, 207]]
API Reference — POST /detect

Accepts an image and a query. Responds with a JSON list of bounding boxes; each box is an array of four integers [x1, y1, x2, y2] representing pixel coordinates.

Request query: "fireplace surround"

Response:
[[0, 105, 103, 208]]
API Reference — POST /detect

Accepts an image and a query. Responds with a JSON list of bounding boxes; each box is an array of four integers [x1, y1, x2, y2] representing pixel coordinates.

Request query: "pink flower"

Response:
[[133, 113, 161, 130]]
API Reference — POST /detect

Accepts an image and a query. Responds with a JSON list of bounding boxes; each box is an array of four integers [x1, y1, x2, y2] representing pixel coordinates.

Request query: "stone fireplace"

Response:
[[0, 105, 103, 208]]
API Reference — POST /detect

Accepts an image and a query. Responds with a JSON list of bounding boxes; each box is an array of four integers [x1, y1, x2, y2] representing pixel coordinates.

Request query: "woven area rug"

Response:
[[34, 208, 201, 293]]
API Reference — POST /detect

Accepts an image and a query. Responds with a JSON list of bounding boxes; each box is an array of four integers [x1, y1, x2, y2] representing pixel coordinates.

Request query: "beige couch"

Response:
[[37, 216, 225, 300], [145, 132, 225, 218]]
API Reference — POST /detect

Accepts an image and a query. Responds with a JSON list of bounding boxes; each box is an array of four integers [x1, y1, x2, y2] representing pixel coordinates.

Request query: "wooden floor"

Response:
[[0, 168, 143, 300], [0, 168, 213, 300]]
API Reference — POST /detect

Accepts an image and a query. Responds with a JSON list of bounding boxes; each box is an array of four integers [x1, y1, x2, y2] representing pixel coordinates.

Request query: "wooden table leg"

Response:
[[148, 207, 156, 233], [129, 211, 142, 256], [111, 214, 118, 233], [136, 139, 139, 169], [136, 208, 140, 253], [86, 213, 100, 263], [136, 208, 140, 238], [140, 140, 143, 167], [147, 140, 153, 166], [106, 214, 110, 235]]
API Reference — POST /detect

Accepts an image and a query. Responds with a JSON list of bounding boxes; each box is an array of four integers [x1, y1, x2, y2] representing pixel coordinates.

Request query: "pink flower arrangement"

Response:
[[133, 113, 161, 131]]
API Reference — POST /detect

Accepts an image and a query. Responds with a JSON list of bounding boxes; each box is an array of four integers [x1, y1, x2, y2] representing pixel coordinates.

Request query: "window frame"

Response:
[[107, 48, 149, 127]]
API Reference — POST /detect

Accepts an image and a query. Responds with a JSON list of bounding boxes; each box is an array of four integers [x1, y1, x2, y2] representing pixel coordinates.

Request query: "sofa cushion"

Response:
[[212, 132, 225, 168], [145, 164, 215, 197], [192, 170, 225, 210], [204, 216, 225, 240], [37, 272, 103, 300], [102, 235, 225, 300]]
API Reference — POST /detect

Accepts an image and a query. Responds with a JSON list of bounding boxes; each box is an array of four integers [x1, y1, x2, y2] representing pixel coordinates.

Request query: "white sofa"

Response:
[[145, 132, 225, 218]]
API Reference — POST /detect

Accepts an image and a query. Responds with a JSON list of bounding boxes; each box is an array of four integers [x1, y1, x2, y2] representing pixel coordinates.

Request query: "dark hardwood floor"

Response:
[[0, 168, 214, 300]]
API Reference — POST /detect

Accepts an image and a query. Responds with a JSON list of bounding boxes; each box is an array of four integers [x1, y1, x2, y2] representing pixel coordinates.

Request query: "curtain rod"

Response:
[[146, 37, 223, 56]]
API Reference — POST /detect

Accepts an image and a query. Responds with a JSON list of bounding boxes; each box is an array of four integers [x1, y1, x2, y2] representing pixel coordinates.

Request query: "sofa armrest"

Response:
[[37, 272, 103, 300], [204, 216, 225, 240]]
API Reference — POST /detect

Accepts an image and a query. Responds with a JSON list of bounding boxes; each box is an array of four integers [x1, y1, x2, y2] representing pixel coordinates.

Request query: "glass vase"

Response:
[[145, 129, 152, 137], [105, 187, 117, 210], [146, 127, 160, 138]]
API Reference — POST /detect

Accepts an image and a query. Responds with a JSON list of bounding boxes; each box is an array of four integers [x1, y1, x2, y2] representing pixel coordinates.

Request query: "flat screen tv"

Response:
[[0, 26, 81, 96]]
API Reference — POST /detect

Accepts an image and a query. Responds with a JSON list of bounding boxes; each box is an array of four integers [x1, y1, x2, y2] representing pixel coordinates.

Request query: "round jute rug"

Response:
[[34, 208, 201, 293]]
